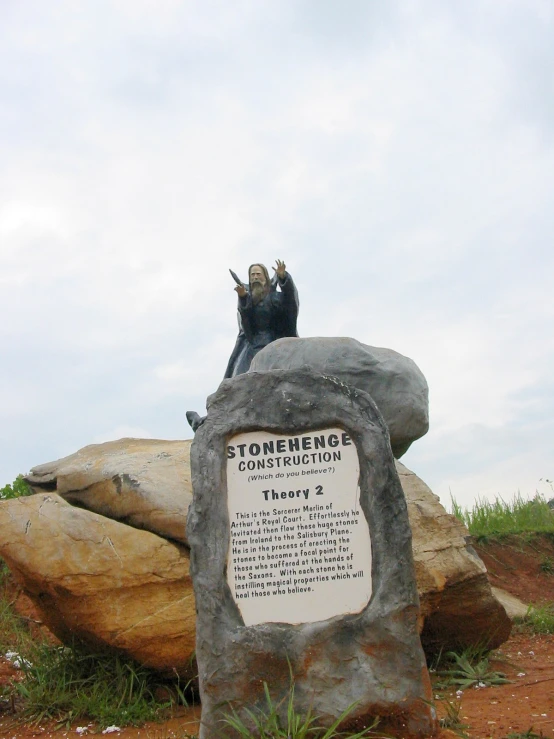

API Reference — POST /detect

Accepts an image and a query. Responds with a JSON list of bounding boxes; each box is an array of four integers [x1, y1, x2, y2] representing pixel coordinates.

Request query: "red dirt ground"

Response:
[[1, 535, 553, 738]]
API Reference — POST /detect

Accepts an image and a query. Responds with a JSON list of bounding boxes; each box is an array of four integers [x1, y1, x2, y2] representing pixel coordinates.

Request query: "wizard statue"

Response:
[[224, 259, 299, 378], [186, 259, 299, 431]]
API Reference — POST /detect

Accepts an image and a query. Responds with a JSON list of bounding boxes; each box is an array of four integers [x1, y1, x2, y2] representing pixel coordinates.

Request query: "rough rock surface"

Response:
[[189, 369, 436, 739], [250, 337, 429, 458], [25, 438, 191, 545], [0, 493, 195, 677], [399, 462, 511, 652]]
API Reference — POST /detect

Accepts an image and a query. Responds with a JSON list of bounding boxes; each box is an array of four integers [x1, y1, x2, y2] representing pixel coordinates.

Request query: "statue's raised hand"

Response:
[[273, 259, 286, 279], [235, 284, 247, 297]]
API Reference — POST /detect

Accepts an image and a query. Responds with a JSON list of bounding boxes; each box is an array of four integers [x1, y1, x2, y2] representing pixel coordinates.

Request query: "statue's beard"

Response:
[[251, 281, 267, 305]]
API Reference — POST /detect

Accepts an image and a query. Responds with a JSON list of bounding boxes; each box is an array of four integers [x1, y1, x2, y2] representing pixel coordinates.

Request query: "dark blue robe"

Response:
[[224, 272, 299, 379]]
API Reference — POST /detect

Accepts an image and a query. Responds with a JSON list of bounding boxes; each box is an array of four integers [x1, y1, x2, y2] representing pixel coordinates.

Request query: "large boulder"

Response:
[[25, 438, 191, 545], [0, 492, 195, 678], [250, 337, 429, 458], [1, 438, 509, 670], [398, 462, 511, 651]]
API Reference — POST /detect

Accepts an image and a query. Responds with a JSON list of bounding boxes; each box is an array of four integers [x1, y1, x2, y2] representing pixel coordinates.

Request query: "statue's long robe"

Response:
[[224, 272, 299, 378]]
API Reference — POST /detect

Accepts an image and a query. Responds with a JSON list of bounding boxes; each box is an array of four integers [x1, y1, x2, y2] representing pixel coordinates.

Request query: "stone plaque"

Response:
[[226, 428, 372, 625], [188, 369, 436, 738]]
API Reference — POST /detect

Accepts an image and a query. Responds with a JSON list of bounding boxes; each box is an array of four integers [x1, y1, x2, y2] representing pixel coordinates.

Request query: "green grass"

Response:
[[221, 679, 382, 738], [1, 639, 187, 729], [8, 643, 180, 729], [451, 493, 554, 539], [523, 603, 554, 634]]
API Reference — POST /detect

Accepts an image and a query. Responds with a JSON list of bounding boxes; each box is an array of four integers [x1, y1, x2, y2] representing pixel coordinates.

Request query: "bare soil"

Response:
[[0, 535, 553, 738]]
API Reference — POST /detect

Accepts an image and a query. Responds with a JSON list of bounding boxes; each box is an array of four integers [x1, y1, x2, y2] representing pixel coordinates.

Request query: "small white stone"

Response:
[[4, 651, 31, 669]]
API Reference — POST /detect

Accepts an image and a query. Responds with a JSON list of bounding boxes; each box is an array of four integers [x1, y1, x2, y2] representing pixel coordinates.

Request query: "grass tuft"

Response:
[[221, 679, 382, 738], [435, 649, 510, 690], [524, 603, 554, 634], [438, 696, 469, 738]]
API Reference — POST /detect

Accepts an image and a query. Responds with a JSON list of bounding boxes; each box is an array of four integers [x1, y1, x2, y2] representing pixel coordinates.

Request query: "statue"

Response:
[[186, 259, 299, 431], [224, 260, 299, 378]]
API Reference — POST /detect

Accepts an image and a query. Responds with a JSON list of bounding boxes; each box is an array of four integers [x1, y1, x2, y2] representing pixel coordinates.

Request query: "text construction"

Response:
[[226, 428, 372, 626]]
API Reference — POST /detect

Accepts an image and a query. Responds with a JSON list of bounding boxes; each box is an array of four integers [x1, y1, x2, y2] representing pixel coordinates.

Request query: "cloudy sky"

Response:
[[1, 0, 553, 510]]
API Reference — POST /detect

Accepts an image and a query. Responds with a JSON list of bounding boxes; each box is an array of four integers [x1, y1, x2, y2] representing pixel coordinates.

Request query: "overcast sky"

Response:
[[1, 0, 553, 510]]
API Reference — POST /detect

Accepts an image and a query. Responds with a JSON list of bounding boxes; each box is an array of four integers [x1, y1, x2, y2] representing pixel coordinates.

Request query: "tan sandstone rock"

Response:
[[0, 493, 195, 677], [398, 461, 511, 651], [491, 586, 529, 620], [25, 438, 191, 545]]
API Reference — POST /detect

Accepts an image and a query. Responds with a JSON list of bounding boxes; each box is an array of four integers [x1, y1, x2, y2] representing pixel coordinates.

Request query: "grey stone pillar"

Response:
[[187, 369, 436, 738]]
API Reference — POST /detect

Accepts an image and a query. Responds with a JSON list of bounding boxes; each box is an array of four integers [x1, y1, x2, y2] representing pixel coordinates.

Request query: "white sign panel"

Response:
[[226, 428, 372, 626]]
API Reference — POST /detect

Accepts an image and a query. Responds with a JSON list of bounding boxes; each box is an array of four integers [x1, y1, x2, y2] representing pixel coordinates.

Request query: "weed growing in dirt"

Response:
[[221, 680, 382, 738], [437, 696, 469, 738], [451, 493, 554, 539], [435, 649, 510, 690], [505, 729, 545, 739], [524, 603, 554, 634]]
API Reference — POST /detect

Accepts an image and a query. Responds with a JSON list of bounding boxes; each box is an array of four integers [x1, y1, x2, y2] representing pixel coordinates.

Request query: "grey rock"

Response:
[[188, 369, 436, 738], [250, 337, 429, 458]]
